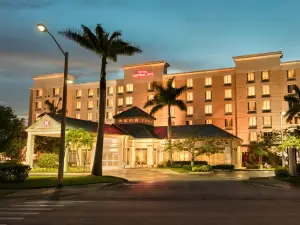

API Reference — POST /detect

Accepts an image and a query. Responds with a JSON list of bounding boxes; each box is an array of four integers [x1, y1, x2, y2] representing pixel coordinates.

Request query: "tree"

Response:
[[81, 131, 94, 169], [198, 139, 223, 164], [60, 24, 142, 176], [248, 141, 269, 169], [144, 77, 187, 164], [284, 85, 300, 122], [38, 98, 62, 118]]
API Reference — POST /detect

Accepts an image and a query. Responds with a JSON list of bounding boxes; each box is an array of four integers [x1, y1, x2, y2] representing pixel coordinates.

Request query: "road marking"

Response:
[[0, 212, 39, 215], [11, 204, 64, 207], [0, 217, 24, 220], [0, 208, 52, 211], [25, 200, 90, 204]]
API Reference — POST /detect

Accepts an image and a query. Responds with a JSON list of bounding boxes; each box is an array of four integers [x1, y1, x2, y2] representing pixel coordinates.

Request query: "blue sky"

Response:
[[1, 0, 300, 117]]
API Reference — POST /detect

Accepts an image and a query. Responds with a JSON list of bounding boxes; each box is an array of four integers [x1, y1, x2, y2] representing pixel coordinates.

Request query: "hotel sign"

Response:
[[44, 120, 50, 128], [132, 71, 154, 78]]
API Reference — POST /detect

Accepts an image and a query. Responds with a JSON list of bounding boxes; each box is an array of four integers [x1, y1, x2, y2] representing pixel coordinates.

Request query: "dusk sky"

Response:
[[1, 0, 300, 118]]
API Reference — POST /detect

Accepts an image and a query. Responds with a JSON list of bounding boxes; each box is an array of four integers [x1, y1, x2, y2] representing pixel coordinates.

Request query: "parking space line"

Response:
[[11, 204, 64, 207], [0, 208, 52, 211], [0, 217, 24, 220], [0, 212, 39, 215]]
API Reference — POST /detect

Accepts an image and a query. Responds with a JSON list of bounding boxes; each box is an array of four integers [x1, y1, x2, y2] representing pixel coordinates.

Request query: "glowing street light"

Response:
[[37, 24, 48, 32]]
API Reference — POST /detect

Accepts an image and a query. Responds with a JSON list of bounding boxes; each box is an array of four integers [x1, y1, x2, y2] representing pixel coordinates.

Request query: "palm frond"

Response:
[[284, 94, 299, 103], [285, 105, 300, 122], [152, 81, 165, 93], [172, 100, 187, 111], [81, 25, 98, 49], [149, 104, 165, 116], [167, 77, 175, 89], [109, 31, 122, 43], [175, 85, 188, 98], [294, 85, 300, 98], [95, 24, 105, 41], [110, 40, 142, 57]]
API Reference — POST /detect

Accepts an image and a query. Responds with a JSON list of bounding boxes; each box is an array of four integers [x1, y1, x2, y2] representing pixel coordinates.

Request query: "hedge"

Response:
[[275, 166, 289, 178], [0, 163, 31, 182], [192, 165, 212, 172], [37, 153, 59, 168], [212, 164, 235, 170]]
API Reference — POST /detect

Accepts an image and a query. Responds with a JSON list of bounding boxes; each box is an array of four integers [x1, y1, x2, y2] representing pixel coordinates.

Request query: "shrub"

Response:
[[37, 153, 58, 168], [212, 164, 235, 171], [67, 167, 91, 173], [0, 163, 31, 182], [275, 166, 289, 178], [245, 163, 260, 169], [171, 164, 182, 168], [157, 161, 167, 168], [192, 165, 212, 172], [167, 161, 208, 167], [182, 165, 192, 171], [31, 167, 58, 173]]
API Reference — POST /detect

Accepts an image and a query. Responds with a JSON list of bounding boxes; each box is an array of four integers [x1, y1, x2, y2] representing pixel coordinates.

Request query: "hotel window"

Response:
[[171, 107, 175, 117], [225, 103, 232, 114], [187, 79, 193, 88], [247, 72, 255, 82], [247, 86, 255, 97], [118, 86, 124, 94], [224, 89, 232, 99], [205, 91, 212, 101], [53, 88, 60, 96], [75, 114, 80, 119], [287, 84, 296, 94], [36, 89, 43, 97], [88, 100, 93, 109], [263, 116, 272, 128], [287, 69, 296, 80], [106, 112, 113, 120], [87, 113, 93, 121], [172, 79, 176, 88], [96, 100, 99, 108], [186, 120, 193, 125], [262, 85, 270, 96], [76, 101, 81, 109], [35, 101, 42, 109], [261, 71, 269, 81], [88, 89, 93, 97], [205, 105, 212, 115], [262, 100, 271, 112], [126, 84, 133, 93], [224, 75, 231, 85], [205, 119, 212, 124], [107, 87, 113, 95], [187, 106, 193, 116], [225, 118, 233, 129], [249, 132, 257, 142], [76, 90, 82, 98], [249, 116, 257, 128], [106, 99, 113, 107], [148, 82, 153, 91], [118, 98, 123, 106], [187, 92, 193, 102], [205, 77, 212, 86], [148, 95, 154, 101], [126, 96, 133, 106], [248, 101, 256, 112]]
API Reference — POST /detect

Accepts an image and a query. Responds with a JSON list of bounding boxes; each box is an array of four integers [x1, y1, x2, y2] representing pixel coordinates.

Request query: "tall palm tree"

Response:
[[59, 24, 142, 176], [38, 98, 62, 118], [144, 77, 187, 164], [284, 85, 300, 122]]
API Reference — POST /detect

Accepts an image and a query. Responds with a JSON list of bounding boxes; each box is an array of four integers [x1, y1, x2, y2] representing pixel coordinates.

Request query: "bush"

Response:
[[192, 165, 212, 172], [67, 167, 91, 173], [31, 167, 58, 173], [212, 164, 235, 171], [0, 163, 31, 182], [166, 161, 208, 167], [245, 163, 260, 169], [182, 165, 192, 171], [171, 164, 182, 168], [275, 166, 289, 178], [37, 153, 58, 168], [157, 161, 167, 168]]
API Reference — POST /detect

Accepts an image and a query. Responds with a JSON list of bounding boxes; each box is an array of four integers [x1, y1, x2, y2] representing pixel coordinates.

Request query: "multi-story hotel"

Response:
[[28, 51, 300, 154]]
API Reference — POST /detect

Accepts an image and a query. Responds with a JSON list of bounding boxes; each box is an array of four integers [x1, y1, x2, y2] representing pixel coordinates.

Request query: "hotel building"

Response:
[[28, 51, 300, 156]]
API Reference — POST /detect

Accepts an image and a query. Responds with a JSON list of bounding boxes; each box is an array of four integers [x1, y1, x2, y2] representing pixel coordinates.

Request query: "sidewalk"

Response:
[[246, 177, 300, 190]]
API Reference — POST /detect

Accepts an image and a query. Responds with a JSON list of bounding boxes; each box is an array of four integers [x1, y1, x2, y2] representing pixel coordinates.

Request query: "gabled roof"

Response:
[[114, 123, 159, 139], [113, 106, 156, 120]]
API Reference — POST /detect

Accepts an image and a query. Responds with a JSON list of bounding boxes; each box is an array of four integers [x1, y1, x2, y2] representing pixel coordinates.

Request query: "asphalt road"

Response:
[[1, 170, 300, 225]]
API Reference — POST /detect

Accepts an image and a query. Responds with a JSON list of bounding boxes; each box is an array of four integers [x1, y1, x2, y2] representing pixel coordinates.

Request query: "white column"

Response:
[[131, 140, 135, 168], [119, 137, 125, 168], [90, 142, 96, 170], [236, 146, 242, 169], [288, 148, 297, 176], [26, 133, 35, 167], [147, 142, 154, 167]]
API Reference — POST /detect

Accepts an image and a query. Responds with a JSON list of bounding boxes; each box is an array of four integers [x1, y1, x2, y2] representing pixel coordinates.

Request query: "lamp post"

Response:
[[280, 111, 286, 166], [37, 23, 68, 186]]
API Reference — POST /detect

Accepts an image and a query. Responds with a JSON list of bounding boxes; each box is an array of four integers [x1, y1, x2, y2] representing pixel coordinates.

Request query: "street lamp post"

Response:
[[37, 24, 68, 186], [280, 111, 286, 166]]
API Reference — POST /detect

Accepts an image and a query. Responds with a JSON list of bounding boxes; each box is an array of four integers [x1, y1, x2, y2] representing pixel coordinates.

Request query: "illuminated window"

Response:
[[249, 117, 257, 127], [262, 85, 270, 96], [118, 86, 124, 94], [249, 132, 257, 141], [205, 105, 212, 115], [225, 89, 232, 99], [248, 101, 256, 112], [75, 114, 80, 119], [205, 119, 212, 124], [53, 88, 60, 96], [187, 106, 193, 116], [187, 92, 193, 102], [88, 89, 93, 96], [172, 79, 176, 88], [205, 77, 212, 86], [126, 84, 133, 92], [88, 100, 93, 109], [247, 86, 255, 97], [148, 95, 154, 101], [97, 88, 100, 96], [205, 91, 212, 100], [87, 113, 92, 121], [263, 116, 272, 127], [225, 119, 233, 129], [170, 107, 175, 117], [186, 120, 193, 125], [126, 96, 133, 105], [247, 72, 255, 82], [76, 90, 82, 97], [117, 110, 122, 114], [76, 101, 81, 109], [288, 84, 296, 94], [187, 79, 193, 88], [36, 89, 43, 97], [287, 69, 296, 79], [225, 104, 232, 114], [106, 99, 113, 107], [97, 100, 99, 108], [224, 75, 231, 85], [107, 87, 114, 95], [118, 98, 123, 106], [106, 112, 113, 120], [261, 71, 269, 81], [148, 82, 153, 91], [262, 100, 271, 111], [35, 101, 42, 109]]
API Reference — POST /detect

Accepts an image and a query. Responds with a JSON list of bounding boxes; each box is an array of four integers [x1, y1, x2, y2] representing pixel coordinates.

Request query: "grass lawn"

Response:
[[0, 175, 125, 189]]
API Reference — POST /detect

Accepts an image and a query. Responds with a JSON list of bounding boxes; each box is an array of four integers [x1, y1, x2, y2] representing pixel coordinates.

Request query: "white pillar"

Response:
[[236, 146, 242, 168], [26, 133, 35, 167], [119, 137, 125, 168], [131, 140, 135, 168], [288, 148, 297, 176], [147, 142, 154, 167], [90, 142, 96, 170]]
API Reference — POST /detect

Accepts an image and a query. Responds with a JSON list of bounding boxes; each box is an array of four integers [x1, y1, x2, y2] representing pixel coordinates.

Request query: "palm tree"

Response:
[[284, 85, 300, 122], [144, 77, 187, 164], [38, 98, 62, 118], [60, 24, 142, 176]]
